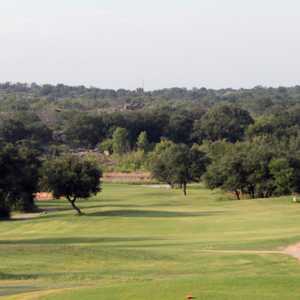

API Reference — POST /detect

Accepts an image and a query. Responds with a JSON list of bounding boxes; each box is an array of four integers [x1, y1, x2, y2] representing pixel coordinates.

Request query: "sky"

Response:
[[1, 0, 300, 90]]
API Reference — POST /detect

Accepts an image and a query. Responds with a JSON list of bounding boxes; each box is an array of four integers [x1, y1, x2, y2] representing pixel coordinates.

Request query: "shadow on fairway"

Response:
[[87, 210, 224, 218], [0, 272, 39, 280], [0, 286, 39, 297], [0, 236, 162, 245], [5, 207, 224, 222], [38, 203, 166, 213]]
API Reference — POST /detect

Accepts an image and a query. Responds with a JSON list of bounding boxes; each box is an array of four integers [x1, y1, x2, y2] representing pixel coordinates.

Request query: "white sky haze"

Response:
[[1, 0, 300, 90]]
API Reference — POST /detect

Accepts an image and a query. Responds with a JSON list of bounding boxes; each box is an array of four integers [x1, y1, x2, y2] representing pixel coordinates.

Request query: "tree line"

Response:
[[2, 88, 300, 218], [2, 83, 300, 119]]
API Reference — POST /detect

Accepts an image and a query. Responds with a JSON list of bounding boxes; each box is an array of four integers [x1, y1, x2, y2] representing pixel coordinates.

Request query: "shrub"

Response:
[[115, 151, 149, 172]]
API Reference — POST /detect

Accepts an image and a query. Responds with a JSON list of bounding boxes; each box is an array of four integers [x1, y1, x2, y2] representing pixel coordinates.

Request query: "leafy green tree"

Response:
[[116, 150, 147, 172], [42, 155, 102, 215], [98, 139, 113, 154], [189, 144, 211, 182], [0, 119, 28, 144], [15, 112, 53, 145], [193, 104, 253, 143], [15, 144, 41, 212], [246, 115, 293, 141], [150, 141, 208, 195], [204, 143, 250, 200], [245, 143, 277, 198], [150, 142, 186, 192], [137, 131, 150, 152], [166, 112, 194, 144], [246, 116, 279, 139], [269, 158, 294, 195], [0, 114, 52, 146], [64, 114, 105, 149], [112, 127, 129, 155], [0, 142, 41, 217]]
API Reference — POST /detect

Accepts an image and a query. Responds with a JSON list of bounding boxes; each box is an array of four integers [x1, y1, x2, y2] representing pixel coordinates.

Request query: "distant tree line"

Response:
[[1, 82, 300, 116]]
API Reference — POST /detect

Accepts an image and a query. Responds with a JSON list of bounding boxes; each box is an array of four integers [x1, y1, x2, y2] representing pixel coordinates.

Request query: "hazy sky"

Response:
[[1, 0, 300, 90]]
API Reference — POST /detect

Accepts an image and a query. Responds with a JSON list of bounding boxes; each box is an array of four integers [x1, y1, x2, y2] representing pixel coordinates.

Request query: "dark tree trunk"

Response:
[[0, 205, 10, 219], [168, 182, 174, 189], [183, 182, 187, 196], [248, 186, 255, 199], [21, 193, 37, 213], [235, 190, 241, 200], [67, 196, 82, 215], [266, 188, 274, 198], [0, 193, 11, 219]]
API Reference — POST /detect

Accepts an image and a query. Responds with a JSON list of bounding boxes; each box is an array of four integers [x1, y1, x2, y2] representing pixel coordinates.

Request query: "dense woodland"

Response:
[[2, 82, 300, 218]]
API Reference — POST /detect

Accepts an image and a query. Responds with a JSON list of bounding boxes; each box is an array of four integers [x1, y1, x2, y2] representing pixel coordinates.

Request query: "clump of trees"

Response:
[[192, 104, 254, 143], [0, 142, 103, 219], [204, 139, 300, 199], [64, 115, 105, 148], [0, 113, 53, 146]]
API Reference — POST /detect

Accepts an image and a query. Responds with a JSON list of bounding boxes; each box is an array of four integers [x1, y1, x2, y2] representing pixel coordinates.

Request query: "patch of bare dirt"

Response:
[[198, 250, 281, 255], [198, 244, 300, 262], [11, 212, 43, 220], [143, 184, 171, 189], [103, 172, 153, 183], [283, 243, 300, 261], [35, 192, 53, 201]]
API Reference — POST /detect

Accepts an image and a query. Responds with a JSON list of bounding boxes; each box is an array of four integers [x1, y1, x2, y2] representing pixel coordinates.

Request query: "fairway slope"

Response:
[[1, 184, 300, 299]]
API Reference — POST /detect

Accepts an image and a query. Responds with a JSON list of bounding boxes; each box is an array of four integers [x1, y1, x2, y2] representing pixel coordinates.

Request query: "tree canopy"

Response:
[[0, 142, 41, 218], [150, 140, 208, 195], [193, 104, 254, 143], [42, 155, 102, 215]]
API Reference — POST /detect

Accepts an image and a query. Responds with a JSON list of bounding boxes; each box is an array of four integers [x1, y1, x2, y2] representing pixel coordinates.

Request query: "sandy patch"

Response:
[[283, 243, 300, 261], [143, 184, 171, 189]]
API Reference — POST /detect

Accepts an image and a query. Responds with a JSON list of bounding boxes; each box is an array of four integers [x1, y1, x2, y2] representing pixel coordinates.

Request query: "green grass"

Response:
[[1, 184, 300, 299]]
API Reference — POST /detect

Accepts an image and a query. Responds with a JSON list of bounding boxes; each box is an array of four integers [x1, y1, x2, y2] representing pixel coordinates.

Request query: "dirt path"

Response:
[[198, 249, 282, 255], [283, 243, 300, 260], [143, 184, 171, 189], [197, 243, 300, 262], [11, 212, 43, 220]]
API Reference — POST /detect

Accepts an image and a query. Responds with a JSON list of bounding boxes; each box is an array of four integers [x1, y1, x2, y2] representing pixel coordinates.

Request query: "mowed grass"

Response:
[[1, 184, 300, 299]]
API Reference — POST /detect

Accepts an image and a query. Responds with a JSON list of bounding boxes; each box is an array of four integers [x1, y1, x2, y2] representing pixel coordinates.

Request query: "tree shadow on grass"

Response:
[[0, 236, 162, 245], [51, 204, 141, 210], [87, 210, 225, 218], [0, 286, 39, 297], [0, 273, 39, 280], [41, 203, 184, 213]]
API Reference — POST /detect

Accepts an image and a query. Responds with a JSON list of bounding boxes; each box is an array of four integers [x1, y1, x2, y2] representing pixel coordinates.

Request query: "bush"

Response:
[[115, 151, 149, 172], [98, 139, 113, 154]]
